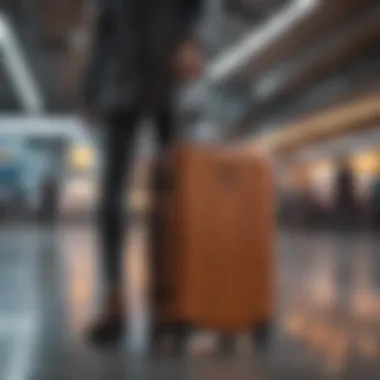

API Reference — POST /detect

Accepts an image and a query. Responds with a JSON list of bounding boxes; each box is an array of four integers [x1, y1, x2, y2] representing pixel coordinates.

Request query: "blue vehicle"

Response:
[[0, 139, 23, 215]]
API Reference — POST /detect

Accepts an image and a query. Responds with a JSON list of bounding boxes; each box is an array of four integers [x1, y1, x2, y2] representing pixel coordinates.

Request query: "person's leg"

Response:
[[155, 109, 175, 150], [148, 109, 176, 342], [88, 108, 140, 346], [99, 111, 139, 291], [150, 109, 175, 210], [151, 109, 175, 248], [151, 109, 190, 352]]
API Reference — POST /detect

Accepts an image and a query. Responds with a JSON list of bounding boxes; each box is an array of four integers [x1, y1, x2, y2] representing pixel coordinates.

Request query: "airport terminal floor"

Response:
[[2, 222, 380, 380]]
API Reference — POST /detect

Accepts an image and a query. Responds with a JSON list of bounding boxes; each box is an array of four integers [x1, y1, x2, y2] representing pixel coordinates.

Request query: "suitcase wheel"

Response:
[[172, 323, 191, 357], [218, 334, 235, 357], [252, 320, 273, 352]]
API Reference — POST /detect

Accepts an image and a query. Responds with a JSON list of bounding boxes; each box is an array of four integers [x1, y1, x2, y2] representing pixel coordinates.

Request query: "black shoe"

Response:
[[86, 314, 125, 348]]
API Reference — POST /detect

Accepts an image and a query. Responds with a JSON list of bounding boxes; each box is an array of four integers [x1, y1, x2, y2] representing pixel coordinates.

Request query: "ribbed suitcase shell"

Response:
[[153, 144, 274, 332]]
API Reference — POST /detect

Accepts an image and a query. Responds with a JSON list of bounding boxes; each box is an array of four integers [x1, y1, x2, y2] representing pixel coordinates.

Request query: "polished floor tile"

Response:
[[2, 225, 380, 379]]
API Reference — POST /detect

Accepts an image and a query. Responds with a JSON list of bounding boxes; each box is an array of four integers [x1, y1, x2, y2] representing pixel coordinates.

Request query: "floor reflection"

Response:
[[3, 228, 380, 379]]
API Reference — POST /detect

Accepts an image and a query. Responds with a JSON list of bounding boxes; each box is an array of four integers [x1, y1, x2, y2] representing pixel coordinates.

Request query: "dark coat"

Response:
[[83, 0, 202, 113]]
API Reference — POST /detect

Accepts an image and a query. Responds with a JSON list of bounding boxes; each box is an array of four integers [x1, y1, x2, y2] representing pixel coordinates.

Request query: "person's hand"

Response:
[[173, 38, 204, 80]]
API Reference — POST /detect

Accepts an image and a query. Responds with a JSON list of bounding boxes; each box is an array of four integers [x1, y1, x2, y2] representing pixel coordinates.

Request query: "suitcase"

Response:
[[150, 143, 275, 352]]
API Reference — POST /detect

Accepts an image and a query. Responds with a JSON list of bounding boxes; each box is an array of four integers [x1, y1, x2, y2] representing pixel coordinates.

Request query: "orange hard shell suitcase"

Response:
[[151, 143, 275, 350]]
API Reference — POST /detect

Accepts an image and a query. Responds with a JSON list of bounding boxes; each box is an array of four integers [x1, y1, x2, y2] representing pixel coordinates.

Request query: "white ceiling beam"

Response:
[[0, 13, 44, 113], [207, 0, 319, 83]]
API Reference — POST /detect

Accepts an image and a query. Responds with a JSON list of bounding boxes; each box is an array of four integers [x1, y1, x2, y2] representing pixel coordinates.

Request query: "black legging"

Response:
[[99, 108, 174, 289]]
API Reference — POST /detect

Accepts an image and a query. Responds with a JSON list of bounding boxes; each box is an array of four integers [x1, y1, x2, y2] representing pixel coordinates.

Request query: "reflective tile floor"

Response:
[[2, 223, 380, 379]]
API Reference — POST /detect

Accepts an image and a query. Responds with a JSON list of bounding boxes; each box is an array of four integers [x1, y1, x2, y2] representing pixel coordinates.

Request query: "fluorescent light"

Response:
[[208, 0, 319, 82]]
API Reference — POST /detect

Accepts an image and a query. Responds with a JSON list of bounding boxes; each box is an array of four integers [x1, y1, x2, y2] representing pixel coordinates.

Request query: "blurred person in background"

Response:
[[40, 171, 59, 224], [62, 0, 96, 106], [80, 0, 204, 347], [370, 174, 380, 229], [334, 158, 357, 231]]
